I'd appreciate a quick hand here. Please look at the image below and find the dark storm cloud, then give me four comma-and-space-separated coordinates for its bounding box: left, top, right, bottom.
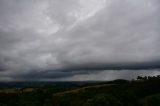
0, 0, 160, 81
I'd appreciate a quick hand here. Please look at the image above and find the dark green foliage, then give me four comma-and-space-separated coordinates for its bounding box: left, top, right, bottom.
140, 94, 160, 106
84, 94, 122, 106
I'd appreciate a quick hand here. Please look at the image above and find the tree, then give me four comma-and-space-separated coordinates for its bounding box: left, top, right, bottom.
137, 76, 143, 80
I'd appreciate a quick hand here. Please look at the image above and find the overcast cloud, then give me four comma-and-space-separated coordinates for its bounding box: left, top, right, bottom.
0, 0, 160, 81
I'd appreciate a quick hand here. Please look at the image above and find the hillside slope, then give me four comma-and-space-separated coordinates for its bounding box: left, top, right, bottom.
53, 78, 160, 106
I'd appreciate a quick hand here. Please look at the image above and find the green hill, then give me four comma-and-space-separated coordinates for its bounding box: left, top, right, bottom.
52, 78, 160, 106
0, 76, 160, 106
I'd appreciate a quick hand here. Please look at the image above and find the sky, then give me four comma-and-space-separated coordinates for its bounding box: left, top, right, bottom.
0, 0, 160, 81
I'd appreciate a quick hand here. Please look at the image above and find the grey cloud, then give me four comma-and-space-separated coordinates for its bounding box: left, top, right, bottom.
0, 0, 160, 81
61, 69, 160, 81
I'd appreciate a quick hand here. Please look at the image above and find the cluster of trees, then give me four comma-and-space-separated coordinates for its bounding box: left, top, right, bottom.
137, 75, 160, 80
